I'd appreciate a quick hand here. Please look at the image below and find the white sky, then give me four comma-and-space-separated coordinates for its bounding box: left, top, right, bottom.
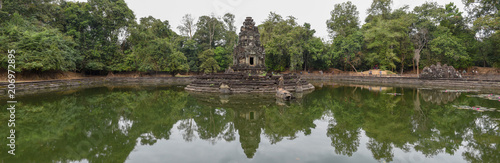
78, 0, 465, 41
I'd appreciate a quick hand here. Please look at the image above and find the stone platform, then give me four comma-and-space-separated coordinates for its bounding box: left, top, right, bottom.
185, 72, 314, 93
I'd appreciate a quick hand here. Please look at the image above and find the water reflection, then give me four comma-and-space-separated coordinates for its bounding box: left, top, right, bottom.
420, 89, 461, 104
0, 85, 498, 162
235, 108, 264, 158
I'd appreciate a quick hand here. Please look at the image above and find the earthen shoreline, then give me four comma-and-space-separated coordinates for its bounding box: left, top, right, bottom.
1, 75, 499, 97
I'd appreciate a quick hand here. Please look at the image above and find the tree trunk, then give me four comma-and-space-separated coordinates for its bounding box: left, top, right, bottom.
401, 61, 404, 75
414, 49, 421, 78
304, 54, 307, 71
349, 62, 358, 72
416, 60, 420, 77
412, 59, 415, 73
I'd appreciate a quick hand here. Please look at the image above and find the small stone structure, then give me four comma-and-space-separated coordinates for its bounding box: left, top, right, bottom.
276, 76, 294, 100
185, 17, 314, 94
420, 63, 462, 79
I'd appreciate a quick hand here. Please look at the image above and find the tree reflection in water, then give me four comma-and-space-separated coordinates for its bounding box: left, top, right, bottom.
0, 84, 498, 162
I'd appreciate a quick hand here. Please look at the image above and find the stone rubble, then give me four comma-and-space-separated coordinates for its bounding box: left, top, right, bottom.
420, 63, 462, 79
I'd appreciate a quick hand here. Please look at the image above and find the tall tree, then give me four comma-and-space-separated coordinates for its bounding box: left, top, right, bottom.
391, 6, 414, 75
179, 38, 200, 72
464, 0, 500, 35
411, 2, 442, 76
194, 14, 225, 50
260, 12, 328, 71
259, 13, 307, 71
222, 13, 236, 32
326, 1, 360, 38
464, 0, 500, 67
177, 14, 196, 39
366, 0, 393, 21
363, 18, 401, 70
56, 0, 135, 73
221, 13, 237, 68
302, 23, 327, 71
429, 27, 470, 68
331, 31, 364, 72
410, 28, 429, 76
327, 1, 363, 71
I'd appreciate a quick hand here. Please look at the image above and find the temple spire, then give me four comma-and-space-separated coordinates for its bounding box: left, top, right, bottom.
231, 17, 266, 74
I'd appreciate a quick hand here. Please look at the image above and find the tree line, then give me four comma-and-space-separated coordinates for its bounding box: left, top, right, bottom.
0, 0, 498, 75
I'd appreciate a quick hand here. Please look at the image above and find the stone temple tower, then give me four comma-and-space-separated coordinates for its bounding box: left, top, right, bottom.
231, 17, 266, 74
185, 17, 315, 94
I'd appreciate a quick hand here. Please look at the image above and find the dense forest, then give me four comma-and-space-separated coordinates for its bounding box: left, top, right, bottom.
0, 0, 499, 75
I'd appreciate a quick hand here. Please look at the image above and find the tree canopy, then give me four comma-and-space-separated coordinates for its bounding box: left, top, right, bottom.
0, 0, 498, 75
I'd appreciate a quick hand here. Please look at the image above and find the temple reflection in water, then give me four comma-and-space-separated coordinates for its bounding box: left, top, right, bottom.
235, 108, 264, 158
1, 85, 499, 163
188, 92, 307, 158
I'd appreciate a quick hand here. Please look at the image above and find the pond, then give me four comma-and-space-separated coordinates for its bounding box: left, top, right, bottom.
1, 83, 499, 163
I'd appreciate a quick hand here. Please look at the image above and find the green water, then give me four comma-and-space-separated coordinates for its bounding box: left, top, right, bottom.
1, 84, 499, 163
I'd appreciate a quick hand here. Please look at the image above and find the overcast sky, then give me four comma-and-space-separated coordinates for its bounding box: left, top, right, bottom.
80, 0, 466, 40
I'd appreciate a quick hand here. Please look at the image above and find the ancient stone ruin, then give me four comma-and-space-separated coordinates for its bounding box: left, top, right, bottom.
231, 17, 266, 74
185, 17, 314, 94
185, 72, 313, 93
420, 63, 462, 79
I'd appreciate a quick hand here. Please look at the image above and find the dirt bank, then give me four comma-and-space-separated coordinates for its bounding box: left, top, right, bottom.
1, 73, 499, 98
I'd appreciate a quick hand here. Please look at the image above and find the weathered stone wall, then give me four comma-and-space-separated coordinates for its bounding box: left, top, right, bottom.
302, 75, 500, 90
0, 77, 195, 97
185, 73, 314, 93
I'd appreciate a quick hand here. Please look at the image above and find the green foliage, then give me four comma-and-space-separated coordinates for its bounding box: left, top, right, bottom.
0, 0, 498, 75
126, 16, 188, 74
56, 0, 135, 72
1, 0, 61, 24
326, 1, 360, 38
429, 27, 470, 68
484, 32, 500, 67
133, 38, 188, 73
190, 13, 236, 71
177, 14, 196, 39
222, 13, 238, 49
194, 15, 225, 50
464, 0, 500, 33
305, 36, 328, 70
259, 12, 327, 71
0, 13, 79, 72
199, 49, 220, 73
363, 18, 402, 70
213, 46, 231, 69
327, 2, 364, 71
331, 30, 364, 71
180, 38, 200, 72
366, 0, 393, 21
